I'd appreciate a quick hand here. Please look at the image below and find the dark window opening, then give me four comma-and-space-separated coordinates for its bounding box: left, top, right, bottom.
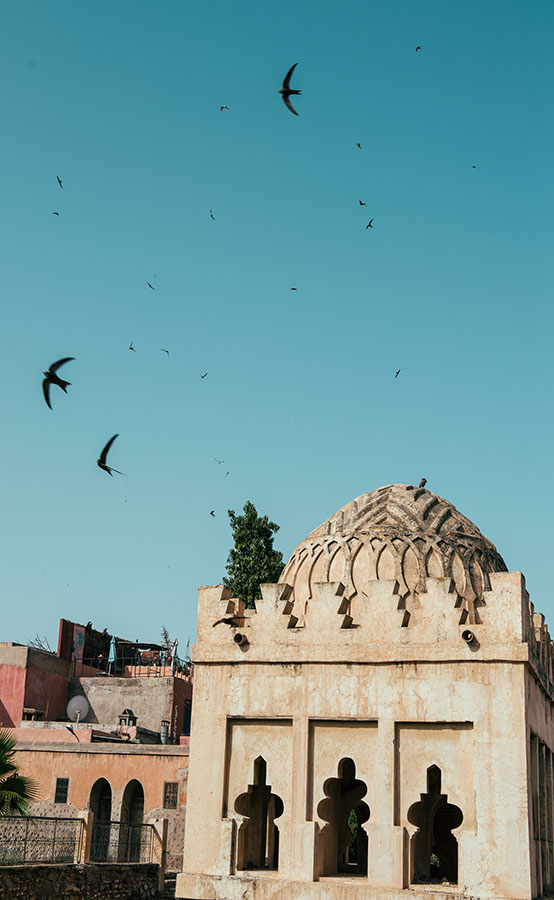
163, 782, 179, 810
316, 757, 369, 876
235, 756, 284, 870
408, 764, 463, 885
54, 777, 69, 804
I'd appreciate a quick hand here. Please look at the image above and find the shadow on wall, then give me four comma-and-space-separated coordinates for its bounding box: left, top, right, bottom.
0, 697, 14, 727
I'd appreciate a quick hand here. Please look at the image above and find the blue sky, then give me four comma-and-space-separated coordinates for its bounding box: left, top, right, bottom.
1, 0, 553, 652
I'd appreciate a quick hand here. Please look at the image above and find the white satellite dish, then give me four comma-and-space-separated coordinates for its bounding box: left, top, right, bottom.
66, 695, 90, 724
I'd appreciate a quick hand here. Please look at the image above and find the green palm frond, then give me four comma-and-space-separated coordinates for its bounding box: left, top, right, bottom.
0, 730, 40, 816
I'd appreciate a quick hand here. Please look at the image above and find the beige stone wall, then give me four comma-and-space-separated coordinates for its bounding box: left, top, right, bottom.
68, 676, 175, 732
178, 572, 535, 900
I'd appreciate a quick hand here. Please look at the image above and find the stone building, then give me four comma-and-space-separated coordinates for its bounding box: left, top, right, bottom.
178, 483, 553, 900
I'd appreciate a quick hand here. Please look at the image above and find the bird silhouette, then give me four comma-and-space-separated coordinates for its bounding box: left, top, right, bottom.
359, 200, 366, 206
395, 369, 401, 378
219, 105, 230, 111
200, 372, 208, 379
419, 478, 427, 488
129, 342, 135, 351
146, 281, 155, 290
472, 165, 477, 169
215, 458, 225, 464
279, 63, 301, 116
209, 209, 215, 220
366, 219, 374, 228
42, 357, 74, 409
290, 287, 297, 291
56, 176, 63, 189
210, 510, 215, 517
416, 46, 421, 51
225, 472, 230, 477
161, 349, 170, 357
356, 143, 362, 149
52, 211, 60, 216
97, 434, 126, 477
212, 616, 243, 628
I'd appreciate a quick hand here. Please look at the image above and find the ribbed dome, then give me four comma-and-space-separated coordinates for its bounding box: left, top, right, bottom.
280, 484, 506, 621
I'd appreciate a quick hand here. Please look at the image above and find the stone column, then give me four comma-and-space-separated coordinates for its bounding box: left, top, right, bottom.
151, 817, 168, 892
368, 716, 404, 888
78, 808, 94, 864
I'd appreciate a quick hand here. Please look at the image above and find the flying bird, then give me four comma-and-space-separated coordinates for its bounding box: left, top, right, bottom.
212, 616, 243, 628
225, 472, 230, 477
395, 369, 401, 378
146, 281, 155, 290
56, 176, 63, 189
215, 458, 225, 464
356, 143, 362, 149
161, 349, 170, 357
52, 211, 60, 216
42, 357, 74, 410
472, 165, 477, 169
416, 46, 421, 52
366, 219, 374, 229
210, 510, 215, 517
279, 63, 301, 116
290, 287, 297, 291
129, 342, 135, 351
419, 478, 427, 488
97, 434, 126, 477
359, 200, 366, 206
220, 105, 230, 111
209, 209, 215, 220
200, 372, 208, 379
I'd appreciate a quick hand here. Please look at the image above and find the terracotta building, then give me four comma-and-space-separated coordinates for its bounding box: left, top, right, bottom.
178, 483, 553, 900
1, 618, 193, 870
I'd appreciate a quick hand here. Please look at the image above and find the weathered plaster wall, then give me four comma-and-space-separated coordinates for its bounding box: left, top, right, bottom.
67, 675, 191, 733
0, 644, 69, 726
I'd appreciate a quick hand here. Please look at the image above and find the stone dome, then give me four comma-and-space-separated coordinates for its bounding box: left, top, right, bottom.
280, 484, 507, 621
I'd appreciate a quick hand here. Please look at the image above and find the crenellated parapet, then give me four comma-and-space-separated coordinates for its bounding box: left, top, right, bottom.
193, 570, 534, 666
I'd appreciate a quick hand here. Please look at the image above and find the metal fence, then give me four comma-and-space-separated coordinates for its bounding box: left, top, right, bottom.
90, 821, 155, 863
0, 816, 84, 865
72, 655, 192, 679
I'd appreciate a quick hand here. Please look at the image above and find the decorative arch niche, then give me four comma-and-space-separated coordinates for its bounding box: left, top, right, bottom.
407, 765, 463, 884
316, 757, 370, 876
234, 757, 284, 871
118, 779, 144, 861
89, 778, 112, 862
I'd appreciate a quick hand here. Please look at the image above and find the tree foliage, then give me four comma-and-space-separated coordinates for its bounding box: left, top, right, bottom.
224, 501, 284, 609
0, 729, 39, 816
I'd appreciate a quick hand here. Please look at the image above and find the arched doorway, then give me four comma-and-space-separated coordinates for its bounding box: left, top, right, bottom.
89, 778, 112, 862
119, 780, 144, 861
234, 757, 284, 870
408, 765, 463, 884
316, 758, 370, 876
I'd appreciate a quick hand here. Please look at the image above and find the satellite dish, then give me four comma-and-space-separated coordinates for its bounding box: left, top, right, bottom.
66, 695, 90, 724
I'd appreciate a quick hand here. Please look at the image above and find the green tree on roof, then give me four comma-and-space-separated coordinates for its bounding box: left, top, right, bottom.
224, 501, 284, 609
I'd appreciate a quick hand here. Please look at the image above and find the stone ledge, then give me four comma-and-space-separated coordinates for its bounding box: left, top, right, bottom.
175, 872, 520, 900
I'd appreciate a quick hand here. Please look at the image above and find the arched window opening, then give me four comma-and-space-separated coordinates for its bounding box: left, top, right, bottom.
316, 758, 370, 877
407, 765, 463, 885
89, 778, 112, 862
234, 757, 284, 870
119, 780, 144, 861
